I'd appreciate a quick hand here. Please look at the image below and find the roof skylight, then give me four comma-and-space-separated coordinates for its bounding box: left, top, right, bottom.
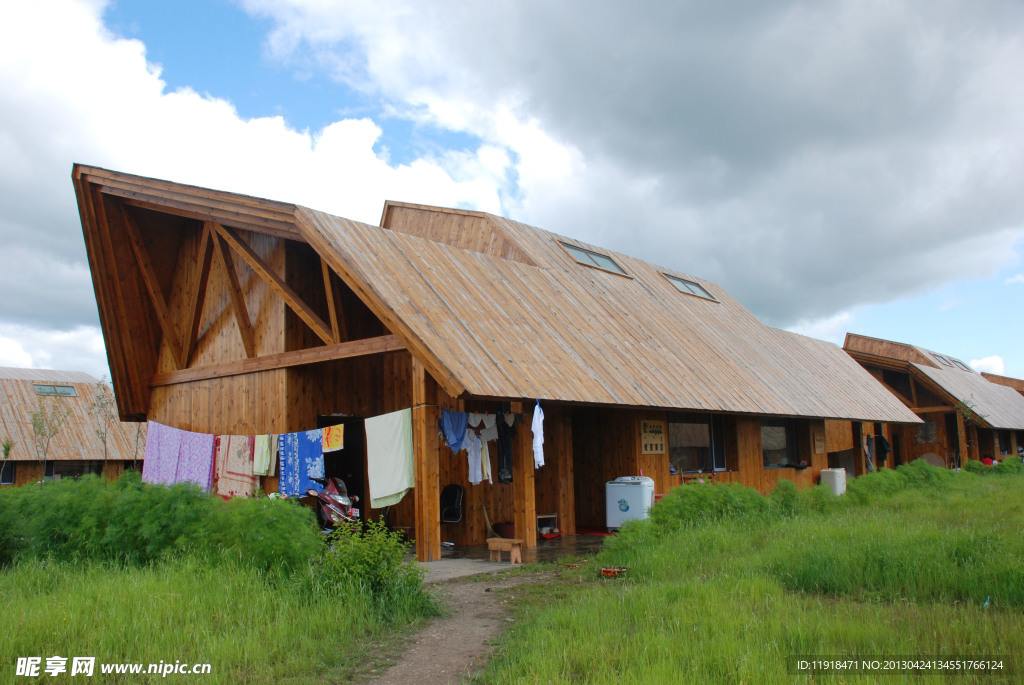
561, 243, 627, 275
952, 359, 972, 372
664, 274, 715, 300
933, 353, 954, 367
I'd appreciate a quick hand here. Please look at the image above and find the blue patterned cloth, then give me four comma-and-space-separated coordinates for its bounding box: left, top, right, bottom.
278, 429, 325, 496
440, 409, 468, 454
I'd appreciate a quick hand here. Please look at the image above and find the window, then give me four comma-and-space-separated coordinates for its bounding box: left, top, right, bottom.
762, 419, 797, 468
44, 461, 102, 480
34, 384, 77, 396
664, 274, 715, 300
560, 243, 628, 275
669, 415, 726, 473
932, 354, 954, 367
0, 462, 14, 485
951, 359, 972, 372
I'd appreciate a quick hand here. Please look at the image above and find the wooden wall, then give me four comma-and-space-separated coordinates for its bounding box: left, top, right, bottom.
825, 420, 854, 453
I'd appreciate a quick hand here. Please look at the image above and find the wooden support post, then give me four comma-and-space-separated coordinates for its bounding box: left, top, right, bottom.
513, 409, 538, 548
969, 424, 980, 462
412, 357, 441, 562
554, 408, 576, 536
956, 412, 968, 469
1010, 431, 1019, 458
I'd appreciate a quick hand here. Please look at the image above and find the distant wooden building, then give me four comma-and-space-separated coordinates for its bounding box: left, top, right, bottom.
0, 367, 145, 487
72, 165, 918, 561
841, 334, 1024, 469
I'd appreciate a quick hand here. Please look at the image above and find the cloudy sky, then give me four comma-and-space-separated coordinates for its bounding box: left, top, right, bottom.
1, 0, 1022, 382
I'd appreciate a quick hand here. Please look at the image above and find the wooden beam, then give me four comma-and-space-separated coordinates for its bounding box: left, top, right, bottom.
212, 229, 257, 358
120, 205, 184, 368
211, 222, 335, 345
911, 405, 954, 414
150, 334, 405, 386
956, 411, 968, 468
182, 223, 214, 366
909, 376, 919, 408
321, 257, 342, 344
513, 406, 538, 548
412, 357, 441, 562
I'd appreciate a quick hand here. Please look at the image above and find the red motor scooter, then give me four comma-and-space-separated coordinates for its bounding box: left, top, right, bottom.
306, 477, 360, 532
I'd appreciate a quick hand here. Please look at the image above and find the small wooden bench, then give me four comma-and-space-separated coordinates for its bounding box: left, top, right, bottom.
486, 537, 524, 564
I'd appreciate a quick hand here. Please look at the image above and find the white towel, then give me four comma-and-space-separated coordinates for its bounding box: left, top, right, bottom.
532, 404, 545, 468
366, 408, 414, 508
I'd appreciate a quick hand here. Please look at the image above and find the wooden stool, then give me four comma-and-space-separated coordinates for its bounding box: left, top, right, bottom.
486, 537, 524, 564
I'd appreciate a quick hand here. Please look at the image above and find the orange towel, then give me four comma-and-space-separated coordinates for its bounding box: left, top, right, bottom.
322, 424, 345, 453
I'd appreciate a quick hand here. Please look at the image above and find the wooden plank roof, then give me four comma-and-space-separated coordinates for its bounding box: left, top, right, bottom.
0, 367, 146, 462
844, 334, 1024, 430
73, 165, 921, 424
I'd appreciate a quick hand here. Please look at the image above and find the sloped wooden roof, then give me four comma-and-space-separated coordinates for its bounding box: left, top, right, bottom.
844, 334, 1024, 430
0, 367, 146, 462
74, 165, 920, 424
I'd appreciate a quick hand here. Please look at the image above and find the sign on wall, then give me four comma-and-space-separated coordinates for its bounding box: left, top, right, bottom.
640, 420, 667, 454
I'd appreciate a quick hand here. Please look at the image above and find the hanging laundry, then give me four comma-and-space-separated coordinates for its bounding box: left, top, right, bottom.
213, 435, 257, 498
278, 429, 325, 497
252, 434, 277, 477
440, 409, 469, 454
481, 439, 493, 484
467, 412, 484, 428
465, 428, 483, 485
504, 413, 516, 427
142, 421, 184, 486
479, 422, 499, 443
175, 430, 216, 490
366, 408, 414, 508
496, 413, 516, 483
482, 414, 497, 429
322, 424, 345, 453
532, 402, 545, 468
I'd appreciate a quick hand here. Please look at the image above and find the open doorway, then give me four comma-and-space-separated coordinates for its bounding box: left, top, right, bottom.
316, 415, 366, 522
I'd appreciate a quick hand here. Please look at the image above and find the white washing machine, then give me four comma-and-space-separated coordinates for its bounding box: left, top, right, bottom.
605, 476, 655, 531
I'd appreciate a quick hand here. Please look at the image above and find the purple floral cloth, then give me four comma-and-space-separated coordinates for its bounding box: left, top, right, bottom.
176, 430, 215, 490
142, 421, 182, 486
142, 421, 215, 490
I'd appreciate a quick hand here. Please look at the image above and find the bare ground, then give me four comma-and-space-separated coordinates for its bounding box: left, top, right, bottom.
360, 570, 547, 685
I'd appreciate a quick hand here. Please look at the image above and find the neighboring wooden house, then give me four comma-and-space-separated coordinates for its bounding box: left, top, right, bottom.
0, 367, 146, 487
72, 165, 919, 561
841, 334, 1024, 470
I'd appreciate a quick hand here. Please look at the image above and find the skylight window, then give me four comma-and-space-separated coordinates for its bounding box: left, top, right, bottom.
664, 274, 715, 300
952, 359, 972, 372
933, 354, 954, 367
34, 384, 77, 396
561, 243, 627, 275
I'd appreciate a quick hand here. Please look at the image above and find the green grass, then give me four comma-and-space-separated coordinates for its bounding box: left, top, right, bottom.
0, 473, 440, 683
2, 558, 434, 684
477, 461, 1024, 684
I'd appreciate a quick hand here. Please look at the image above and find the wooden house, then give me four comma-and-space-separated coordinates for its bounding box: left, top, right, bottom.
0, 367, 146, 487
72, 165, 919, 561
841, 334, 1024, 469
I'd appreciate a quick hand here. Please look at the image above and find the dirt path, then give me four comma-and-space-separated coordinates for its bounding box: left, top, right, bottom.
363, 571, 542, 685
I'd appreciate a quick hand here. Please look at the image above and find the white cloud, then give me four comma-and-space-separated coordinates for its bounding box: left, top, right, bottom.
0, 0, 515, 375
1005, 274, 1024, 284
785, 310, 855, 346
0, 336, 33, 368
969, 355, 1005, 375
0, 324, 108, 379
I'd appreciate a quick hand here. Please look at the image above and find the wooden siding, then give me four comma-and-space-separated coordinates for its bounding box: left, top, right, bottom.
982, 372, 1024, 395
381, 202, 536, 266
825, 420, 854, 453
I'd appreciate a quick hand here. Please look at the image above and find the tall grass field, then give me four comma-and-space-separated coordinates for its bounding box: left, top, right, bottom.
478, 459, 1024, 684
0, 473, 437, 683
